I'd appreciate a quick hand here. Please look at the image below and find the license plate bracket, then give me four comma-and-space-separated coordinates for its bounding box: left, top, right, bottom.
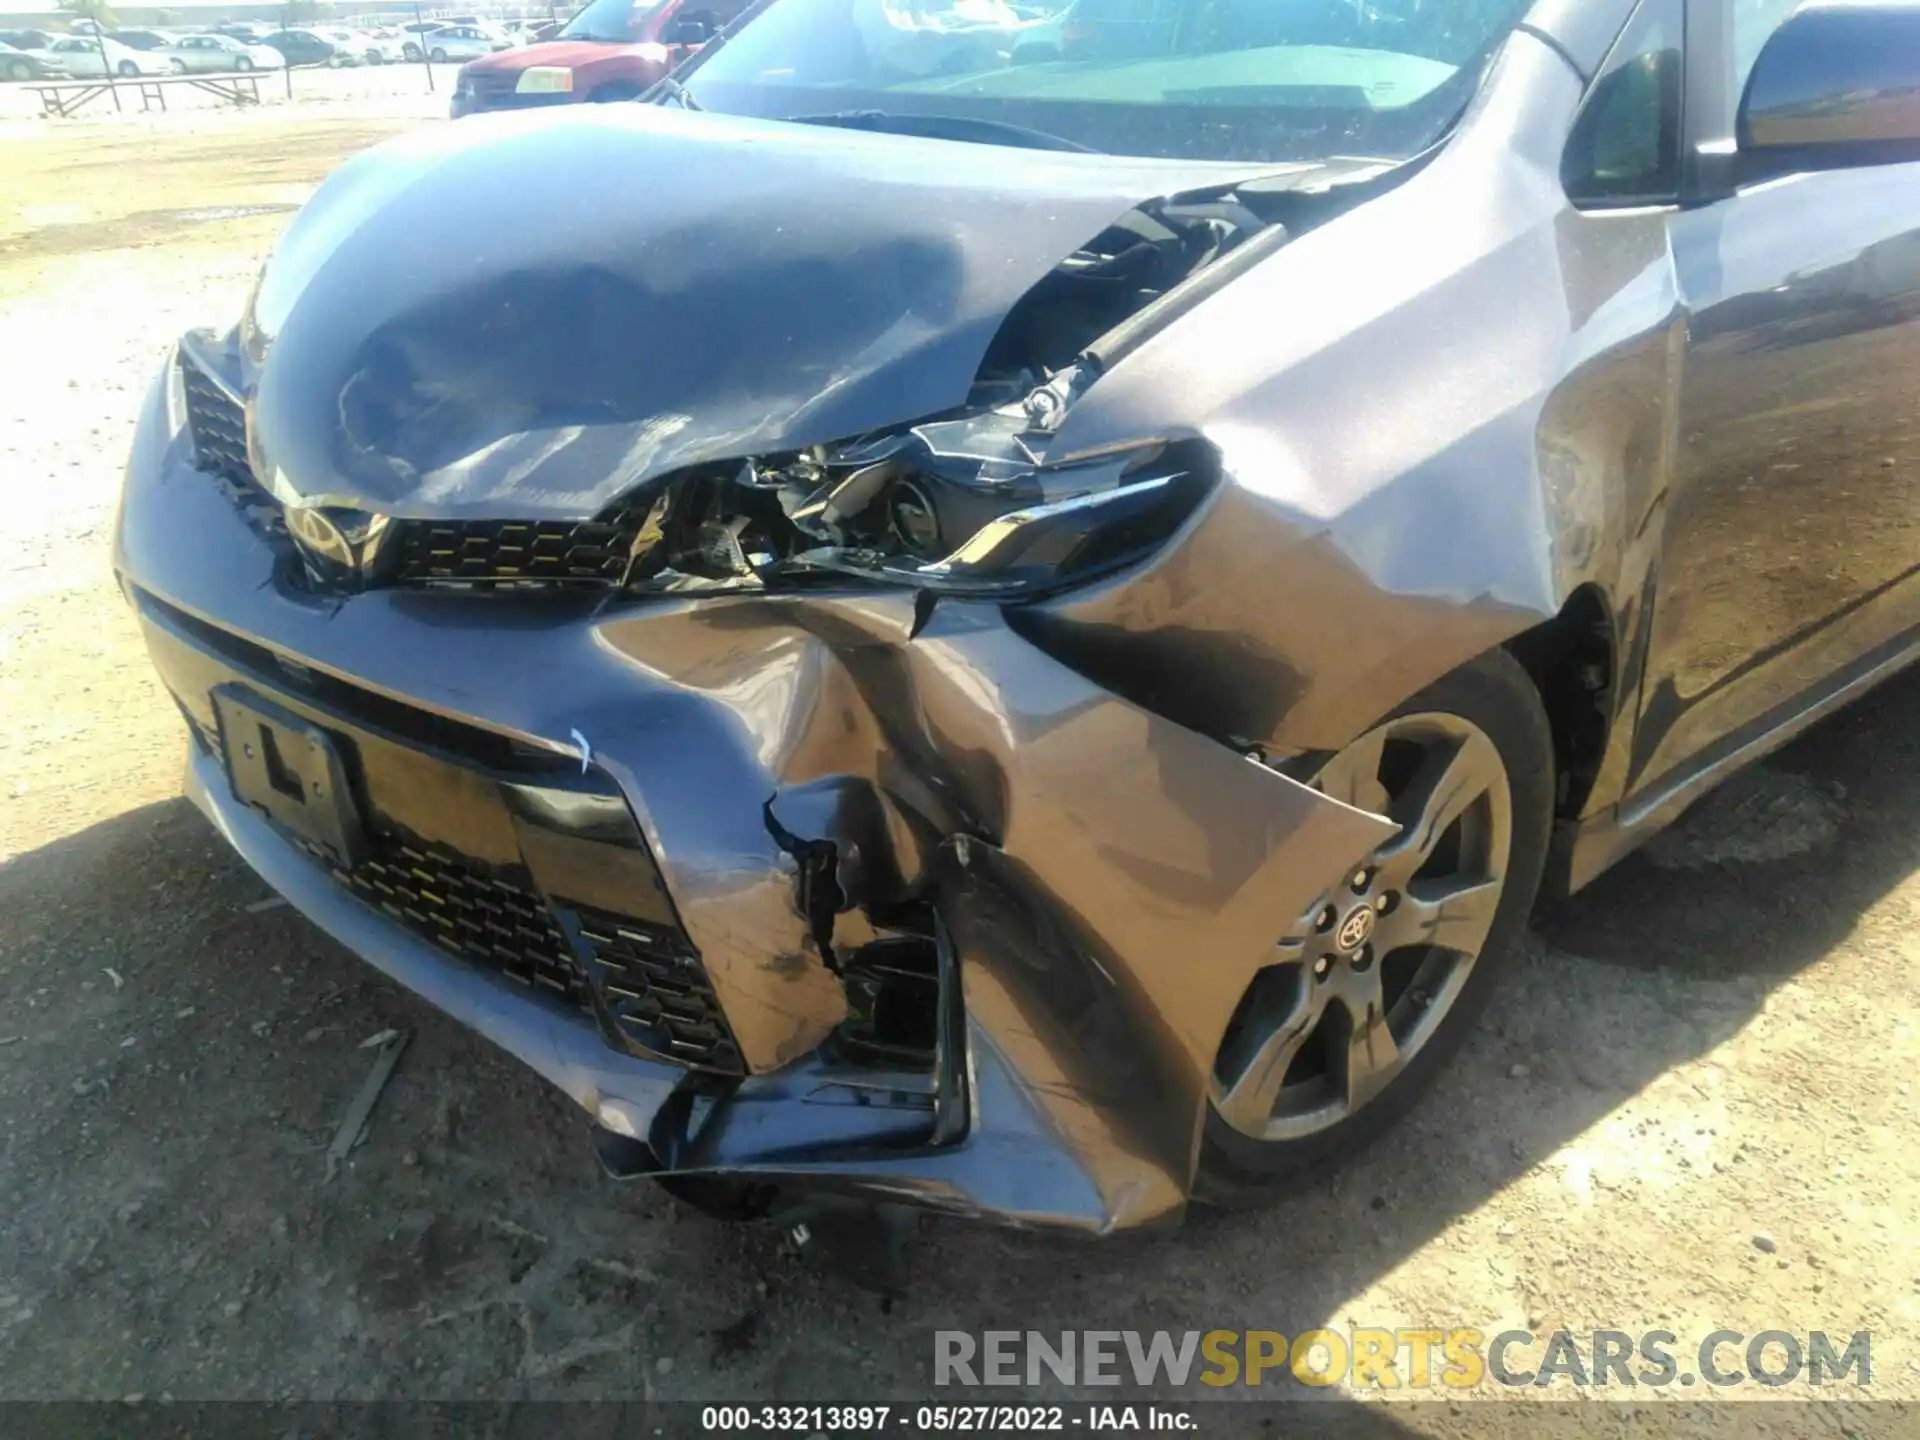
212, 685, 367, 868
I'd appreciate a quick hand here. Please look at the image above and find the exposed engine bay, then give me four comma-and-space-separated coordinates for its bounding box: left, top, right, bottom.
530, 187, 1333, 601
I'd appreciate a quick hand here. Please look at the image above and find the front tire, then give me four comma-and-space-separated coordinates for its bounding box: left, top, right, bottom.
169, 57, 187, 73
9, 58, 33, 79
429, 47, 448, 62
1196, 647, 1553, 1203
235, 55, 253, 71
116, 60, 139, 76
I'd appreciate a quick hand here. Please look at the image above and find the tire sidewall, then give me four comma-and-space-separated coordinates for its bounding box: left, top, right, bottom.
1196, 647, 1555, 1201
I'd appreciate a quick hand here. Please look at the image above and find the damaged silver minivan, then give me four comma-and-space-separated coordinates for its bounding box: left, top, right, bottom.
115, 0, 1920, 1234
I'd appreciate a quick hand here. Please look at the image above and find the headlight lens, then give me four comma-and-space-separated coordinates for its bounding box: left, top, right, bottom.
515, 66, 573, 94
618, 409, 1215, 601
165, 346, 192, 451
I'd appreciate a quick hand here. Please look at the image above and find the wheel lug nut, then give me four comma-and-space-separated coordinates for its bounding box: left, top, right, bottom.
1313, 956, 1331, 979
1376, 892, 1395, 914
1315, 904, 1337, 933
1350, 868, 1372, 893
1352, 944, 1374, 972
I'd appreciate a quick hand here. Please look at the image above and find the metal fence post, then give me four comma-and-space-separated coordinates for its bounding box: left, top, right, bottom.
416, 4, 434, 92
92, 23, 122, 111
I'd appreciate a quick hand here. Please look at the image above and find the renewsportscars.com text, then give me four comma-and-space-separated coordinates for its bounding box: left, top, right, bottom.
934, 1328, 1872, 1390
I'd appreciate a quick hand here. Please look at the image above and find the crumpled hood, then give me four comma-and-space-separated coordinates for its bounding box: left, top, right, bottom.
244, 105, 1251, 520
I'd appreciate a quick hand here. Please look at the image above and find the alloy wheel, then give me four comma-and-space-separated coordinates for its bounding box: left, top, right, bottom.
1210, 712, 1513, 1142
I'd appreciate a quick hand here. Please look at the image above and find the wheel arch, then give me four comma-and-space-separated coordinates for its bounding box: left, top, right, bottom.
1501, 580, 1619, 824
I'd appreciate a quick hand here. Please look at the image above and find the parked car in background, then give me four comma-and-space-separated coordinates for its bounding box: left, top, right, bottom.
110, 28, 176, 52
0, 28, 60, 54
261, 29, 359, 67
397, 20, 437, 59
0, 38, 68, 80
44, 34, 163, 77
357, 27, 411, 63
451, 0, 721, 116
215, 22, 272, 42
420, 23, 514, 62
163, 33, 285, 72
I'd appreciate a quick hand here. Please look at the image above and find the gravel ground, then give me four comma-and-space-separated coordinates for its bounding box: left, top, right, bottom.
1, 99, 1917, 1435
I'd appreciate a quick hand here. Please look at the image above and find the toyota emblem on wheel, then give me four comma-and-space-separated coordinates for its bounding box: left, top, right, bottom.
1336, 906, 1377, 953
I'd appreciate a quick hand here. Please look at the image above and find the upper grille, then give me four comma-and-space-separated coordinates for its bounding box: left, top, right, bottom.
181, 355, 286, 540
575, 911, 743, 1073
182, 360, 248, 483
175, 349, 643, 592
463, 69, 519, 99
389, 509, 646, 589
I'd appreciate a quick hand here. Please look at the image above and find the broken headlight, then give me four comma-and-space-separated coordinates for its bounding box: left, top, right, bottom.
621, 411, 1214, 601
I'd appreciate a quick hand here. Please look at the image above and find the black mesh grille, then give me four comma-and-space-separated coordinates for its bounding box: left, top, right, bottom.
181, 355, 286, 540
335, 840, 592, 1006
186, 701, 743, 1073
389, 508, 645, 589
182, 360, 248, 482
574, 911, 743, 1073
463, 69, 519, 99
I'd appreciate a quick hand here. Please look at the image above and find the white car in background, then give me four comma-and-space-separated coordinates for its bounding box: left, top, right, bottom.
162, 33, 285, 73
323, 27, 403, 64
0, 38, 70, 80
419, 24, 513, 62
356, 28, 411, 63
43, 35, 164, 77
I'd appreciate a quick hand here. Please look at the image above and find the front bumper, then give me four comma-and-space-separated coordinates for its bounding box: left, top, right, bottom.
450, 83, 574, 118
115, 352, 1392, 1233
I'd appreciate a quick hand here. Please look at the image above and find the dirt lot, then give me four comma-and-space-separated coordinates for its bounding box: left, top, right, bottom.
1, 95, 1917, 1431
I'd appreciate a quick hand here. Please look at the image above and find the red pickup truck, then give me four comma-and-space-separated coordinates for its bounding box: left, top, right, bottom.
451, 0, 739, 117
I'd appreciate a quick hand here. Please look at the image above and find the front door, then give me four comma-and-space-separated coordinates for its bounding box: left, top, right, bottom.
1632, 0, 1920, 791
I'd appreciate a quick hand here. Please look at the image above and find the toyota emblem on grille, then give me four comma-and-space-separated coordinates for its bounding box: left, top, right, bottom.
284, 505, 394, 591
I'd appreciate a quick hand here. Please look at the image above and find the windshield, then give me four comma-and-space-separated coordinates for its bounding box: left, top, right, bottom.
561, 0, 665, 40
677, 0, 1526, 162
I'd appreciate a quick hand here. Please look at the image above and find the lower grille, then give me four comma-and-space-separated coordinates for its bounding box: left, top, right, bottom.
185, 690, 744, 1074
575, 911, 743, 1073
336, 840, 591, 1006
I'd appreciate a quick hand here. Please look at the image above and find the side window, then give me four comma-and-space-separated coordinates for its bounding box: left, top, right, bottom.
1562, 0, 1684, 206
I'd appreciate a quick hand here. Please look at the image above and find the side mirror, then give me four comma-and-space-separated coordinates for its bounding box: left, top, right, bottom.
1738, 0, 1920, 177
